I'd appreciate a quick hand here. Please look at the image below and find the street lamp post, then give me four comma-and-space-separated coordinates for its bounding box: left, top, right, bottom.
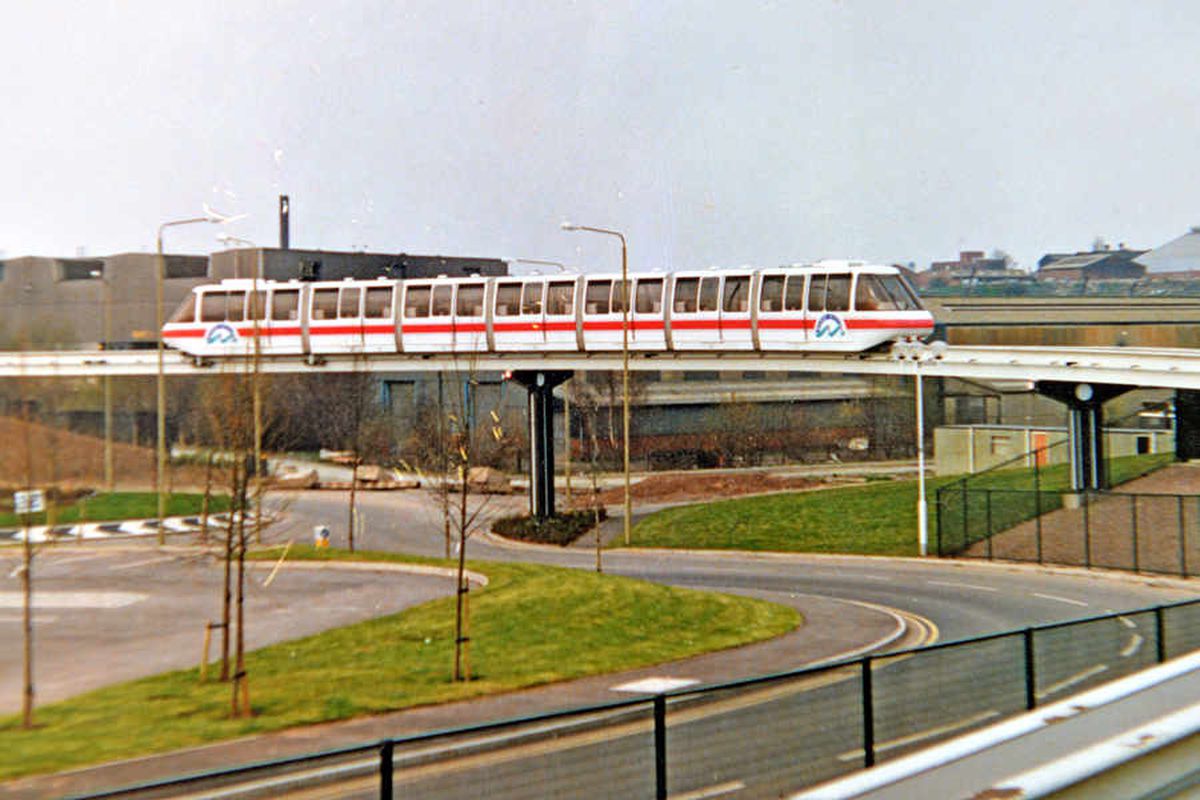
217, 234, 265, 544
156, 208, 239, 542
89, 269, 114, 491
561, 222, 632, 546
894, 339, 947, 556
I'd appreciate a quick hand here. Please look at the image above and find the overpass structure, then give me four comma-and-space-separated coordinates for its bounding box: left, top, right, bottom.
3, 343, 1200, 517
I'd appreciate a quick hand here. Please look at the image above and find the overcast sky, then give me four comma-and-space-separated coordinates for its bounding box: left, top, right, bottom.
2, 1, 1198, 272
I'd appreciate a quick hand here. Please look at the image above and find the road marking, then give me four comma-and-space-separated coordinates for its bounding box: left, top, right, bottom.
1115, 614, 1138, 630
1032, 592, 1088, 607
109, 555, 177, 571
671, 780, 746, 799
0, 591, 145, 609
837, 709, 1002, 762
927, 580, 998, 592
1037, 664, 1108, 699
0, 614, 57, 623
613, 677, 699, 693
44, 553, 111, 567
1120, 634, 1145, 658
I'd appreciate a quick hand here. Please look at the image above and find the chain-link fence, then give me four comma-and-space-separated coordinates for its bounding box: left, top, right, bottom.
74, 598, 1200, 800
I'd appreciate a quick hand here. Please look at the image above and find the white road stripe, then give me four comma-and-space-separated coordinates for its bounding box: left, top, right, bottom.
671, 780, 746, 799
0, 591, 145, 608
927, 580, 998, 592
0, 614, 57, 623
1116, 615, 1138, 629
109, 555, 176, 571
837, 709, 1002, 762
1037, 664, 1108, 699
1032, 592, 1088, 607
1120, 634, 1144, 658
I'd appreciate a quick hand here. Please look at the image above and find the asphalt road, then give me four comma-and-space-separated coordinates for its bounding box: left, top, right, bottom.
3, 487, 1197, 799
0, 543, 457, 714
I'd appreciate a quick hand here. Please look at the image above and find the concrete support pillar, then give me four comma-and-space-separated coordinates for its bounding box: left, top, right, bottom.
1174, 389, 1200, 462
1036, 381, 1130, 491
511, 371, 572, 520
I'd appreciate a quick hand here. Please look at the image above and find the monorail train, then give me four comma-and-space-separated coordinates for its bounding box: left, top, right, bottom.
162, 261, 933, 359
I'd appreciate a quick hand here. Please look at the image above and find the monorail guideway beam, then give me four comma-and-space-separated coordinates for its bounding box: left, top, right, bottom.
510, 370, 573, 520
1037, 381, 1132, 492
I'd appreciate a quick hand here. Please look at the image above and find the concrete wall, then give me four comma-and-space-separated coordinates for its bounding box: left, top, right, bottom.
934, 424, 1174, 476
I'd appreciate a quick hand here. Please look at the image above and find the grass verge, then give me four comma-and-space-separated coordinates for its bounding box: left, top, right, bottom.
0, 492, 230, 528
628, 453, 1174, 555
0, 546, 798, 780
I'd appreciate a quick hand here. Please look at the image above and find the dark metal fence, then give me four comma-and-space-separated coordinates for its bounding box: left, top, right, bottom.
936, 488, 1200, 577
72, 597, 1200, 800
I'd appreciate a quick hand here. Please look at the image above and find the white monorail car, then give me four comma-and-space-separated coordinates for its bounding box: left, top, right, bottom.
162, 262, 934, 358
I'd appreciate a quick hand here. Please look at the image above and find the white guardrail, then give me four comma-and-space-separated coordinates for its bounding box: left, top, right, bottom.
3, 344, 1200, 389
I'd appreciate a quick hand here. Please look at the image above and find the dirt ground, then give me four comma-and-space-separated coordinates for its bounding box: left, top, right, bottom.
0, 416, 211, 494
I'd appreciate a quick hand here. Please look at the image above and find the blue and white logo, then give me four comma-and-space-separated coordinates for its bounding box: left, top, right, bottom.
205, 323, 239, 345
814, 312, 846, 339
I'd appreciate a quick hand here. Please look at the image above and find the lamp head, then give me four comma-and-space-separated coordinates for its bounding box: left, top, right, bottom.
560, 221, 578, 231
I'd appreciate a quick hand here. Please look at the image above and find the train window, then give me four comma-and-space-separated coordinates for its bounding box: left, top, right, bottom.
271, 289, 300, 321
404, 286, 431, 318
226, 291, 247, 322
339, 287, 361, 318
698, 277, 719, 312
364, 286, 392, 318
546, 281, 574, 315
313, 288, 338, 320
673, 278, 698, 313
247, 291, 267, 321
521, 281, 544, 315
785, 275, 806, 311
856, 275, 896, 311
585, 280, 611, 314
200, 292, 225, 322
169, 293, 197, 324
808, 274, 827, 311
456, 283, 485, 316
636, 279, 663, 313
495, 282, 521, 316
611, 279, 630, 313
760, 276, 784, 312
880, 276, 922, 311
431, 285, 453, 317
826, 275, 851, 312
723, 276, 749, 313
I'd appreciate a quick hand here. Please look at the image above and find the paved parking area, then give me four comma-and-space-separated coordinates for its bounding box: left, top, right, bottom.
0, 543, 456, 713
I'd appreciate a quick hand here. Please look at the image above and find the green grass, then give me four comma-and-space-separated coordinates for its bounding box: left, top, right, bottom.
0, 546, 798, 779
0, 492, 230, 528
628, 453, 1175, 556
629, 477, 958, 555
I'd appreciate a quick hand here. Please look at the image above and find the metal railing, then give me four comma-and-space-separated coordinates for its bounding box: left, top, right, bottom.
71, 597, 1200, 800
936, 487, 1199, 576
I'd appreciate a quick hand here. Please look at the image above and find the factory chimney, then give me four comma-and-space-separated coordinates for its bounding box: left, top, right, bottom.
279, 195, 290, 249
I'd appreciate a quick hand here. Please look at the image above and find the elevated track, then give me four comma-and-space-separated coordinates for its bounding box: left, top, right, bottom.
2, 344, 1200, 389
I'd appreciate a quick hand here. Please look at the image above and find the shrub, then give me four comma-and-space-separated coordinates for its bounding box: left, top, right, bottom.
492, 508, 608, 546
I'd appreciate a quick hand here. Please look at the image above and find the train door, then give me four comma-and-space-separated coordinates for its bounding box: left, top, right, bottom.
307, 283, 355, 353
581, 276, 625, 351
493, 278, 546, 350
668, 272, 721, 350
757, 271, 808, 350
719, 272, 754, 350
631, 276, 666, 350
265, 285, 304, 355
453, 280, 488, 352
400, 281, 449, 352
361, 282, 397, 353
543, 278, 579, 350
184, 285, 252, 357
807, 271, 854, 350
